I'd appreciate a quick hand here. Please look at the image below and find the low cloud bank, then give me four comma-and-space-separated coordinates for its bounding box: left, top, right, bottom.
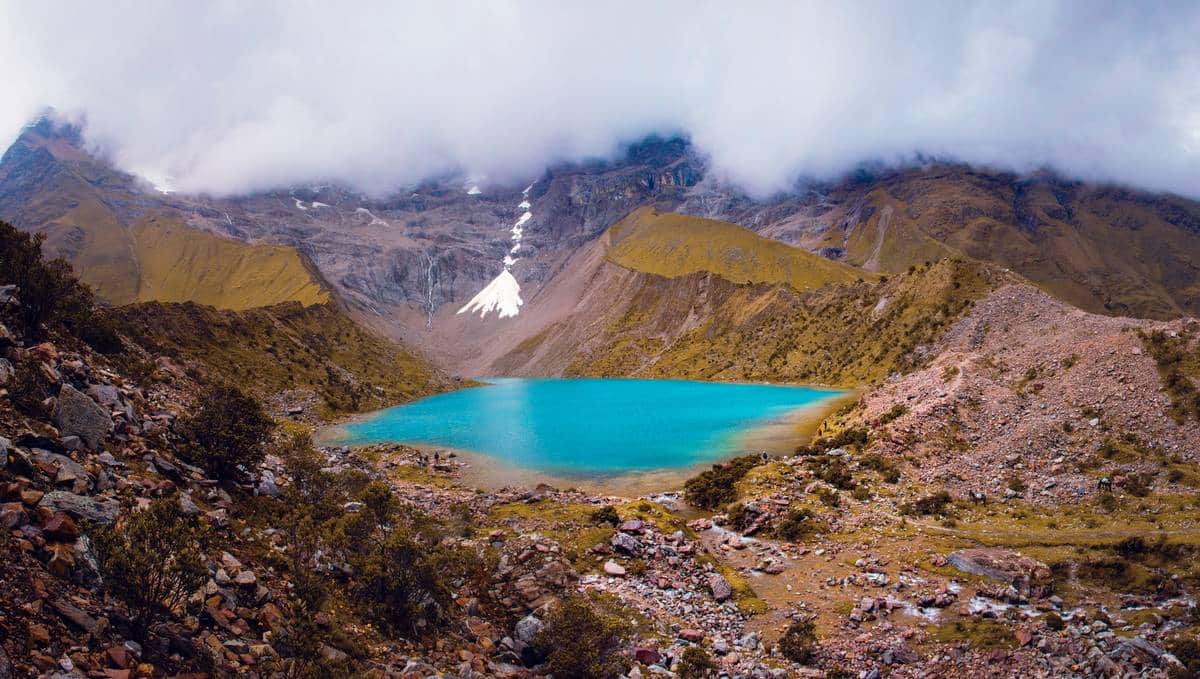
1, 1, 1197, 198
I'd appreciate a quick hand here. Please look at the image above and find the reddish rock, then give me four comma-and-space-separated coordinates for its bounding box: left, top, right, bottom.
43, 511, 79, 541
679, 629, 705, 643
634, 647, 661, 665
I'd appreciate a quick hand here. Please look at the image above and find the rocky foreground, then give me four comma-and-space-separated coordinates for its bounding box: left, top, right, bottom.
1, 236, 1199, 678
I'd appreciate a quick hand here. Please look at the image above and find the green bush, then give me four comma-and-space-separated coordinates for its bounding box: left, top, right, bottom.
900, 491, 953, 516
0, 220, 121, 351
795, 427, 869, 456
772, 509, 818, 542
591, 505, 620, 526
330, 481, 477, 636
807, 455, 855, 490
684, 455, 761, 509
860, 453, 901, 483
92, 497, 208, 641
677, 645, 717, 678
8, 360, 52, 416
1167, 632, 1199, 679
177, 383, 274, 480
778, 619, 818, 663
532, 595, 632, 679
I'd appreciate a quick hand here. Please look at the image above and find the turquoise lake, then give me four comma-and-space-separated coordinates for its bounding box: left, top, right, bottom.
336, 377, 843, 477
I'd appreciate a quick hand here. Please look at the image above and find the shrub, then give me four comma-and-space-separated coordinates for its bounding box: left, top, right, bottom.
331, 481, 472, 636
795, 427, 869, 456
860, 453, 901, 483
900, 491, 953, 516
276, 430, 340, 523
177, 383, 274, 480
1122, 472, 1155, 498
591, 505, 620, 526
772, 509, 817, 542
677, 645, 717, 678
684, 456, 761, 509
878, 404, 908, 425
1043, 612, 1065, 631
806, 455, 855, 490
0, 220, 121, 351
1167, 633, 1200, 679
532, 595, 632, 679
8, 360, 52, 415
92, 497, 207, 641
778, 619, 817, 663
814, 486, 840, 507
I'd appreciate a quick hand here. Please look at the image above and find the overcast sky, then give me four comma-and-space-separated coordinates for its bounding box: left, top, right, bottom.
1, 1, 1197, 198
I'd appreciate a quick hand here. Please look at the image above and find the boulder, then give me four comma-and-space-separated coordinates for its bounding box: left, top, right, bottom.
708, 574, 733, 602
86, 383, 134, 421
610, 531, 643, 556
514, 614, 543, 645
52, 384, 112, 449
604, 560, 626, 576
0, 358, 12, 385
946, 549, 1051, 589
39, 491, 118, 525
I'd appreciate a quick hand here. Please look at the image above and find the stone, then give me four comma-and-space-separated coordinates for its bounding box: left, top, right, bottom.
611, 531, 643, 555
52, 598, 100, 635
256, 470, 280, 498
619, 520, 645, 533
633, 647, 661, 665
0, 359, 11, 386
52, 384, 112, 449
708, 574, 733, 602
42, 512, 79, 541
679, 629, 705, 643
86, 383, 134, 421
514, 614, 543, 645
234, 570, 257, 586
604, 560, 626, 576
946, 548, 1050, 587
39, 491, 118, 525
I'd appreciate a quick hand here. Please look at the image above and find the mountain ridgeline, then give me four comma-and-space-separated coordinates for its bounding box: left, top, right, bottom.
4, 122, 1200, 386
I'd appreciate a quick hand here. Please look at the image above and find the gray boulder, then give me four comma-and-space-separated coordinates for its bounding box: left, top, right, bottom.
52, 384, 112, 449
610, 531, 643, 556
0, 436, 9, 470
0, 358, 12, 385
87, 383, 134, 421
39, 491, 118, 525
515, 614, 543, 645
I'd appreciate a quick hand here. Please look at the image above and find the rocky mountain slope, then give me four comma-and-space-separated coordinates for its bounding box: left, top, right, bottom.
6, 123, 1200, 378
0, 119, 327, 309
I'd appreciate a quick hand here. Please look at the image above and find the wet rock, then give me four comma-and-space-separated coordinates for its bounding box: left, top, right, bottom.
51, 384, 112, 449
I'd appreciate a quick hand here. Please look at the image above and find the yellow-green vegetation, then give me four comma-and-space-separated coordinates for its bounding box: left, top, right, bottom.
1139, 328, 1200, 423
832, 168, 1200, 319
128, 216, 328, 309
608, 207, 868, 291
568, 257, 1000, 386
699, 554, 768, 615
932, 618, 1017, 651
110, 300, 445, 415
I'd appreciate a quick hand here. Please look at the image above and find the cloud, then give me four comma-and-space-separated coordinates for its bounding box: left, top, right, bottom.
1, 0, 1197, 198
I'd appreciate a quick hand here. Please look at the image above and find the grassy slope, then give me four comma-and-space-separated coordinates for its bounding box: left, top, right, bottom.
566, 258, 1001, 386
111, 301, 446, 415
835, 168, 1200, 319
129, 216, 328, 309
608, 207, 868, 291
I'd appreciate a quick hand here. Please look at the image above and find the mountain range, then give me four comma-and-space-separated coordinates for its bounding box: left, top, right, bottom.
4, 119, 1200, 389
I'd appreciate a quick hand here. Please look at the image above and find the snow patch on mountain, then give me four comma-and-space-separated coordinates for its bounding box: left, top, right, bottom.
457, 269, 523, 319
457, 184, 533, 320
